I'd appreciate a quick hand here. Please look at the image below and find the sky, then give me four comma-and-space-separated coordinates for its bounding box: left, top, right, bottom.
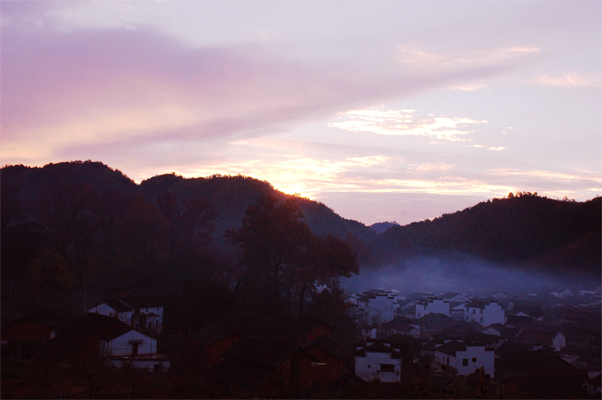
2, 0, 601, 225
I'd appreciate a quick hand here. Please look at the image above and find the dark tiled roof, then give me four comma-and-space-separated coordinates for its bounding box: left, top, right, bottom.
27, 308, 72, 330
116, 296, 161, 309
205, 359, 275, 390
57, 313, 124, 343
380, 316, 413, 330
250, 316, 332, 345
435, 340, 466, 356
355, 342, 401, 358
103, 299, 133, 313
494, 341, 529, 358
441, 292, 462, 299
302, 335, 347, 360
464, 300, 487, 309
223, 337, 304, 368
502, 374, 589, 398
514, 328, 558, 344
30, 336, 81, 363
189, 323, 236, 346
203, 314, 243, 331
98, 324, 136, 342
497, 348, 585, 379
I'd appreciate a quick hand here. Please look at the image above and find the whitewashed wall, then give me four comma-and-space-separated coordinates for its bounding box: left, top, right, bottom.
355, 350, 402, 382
103, 330, 156, 357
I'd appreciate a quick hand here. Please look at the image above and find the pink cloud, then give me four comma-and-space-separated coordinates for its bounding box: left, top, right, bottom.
2, 8, 538, 165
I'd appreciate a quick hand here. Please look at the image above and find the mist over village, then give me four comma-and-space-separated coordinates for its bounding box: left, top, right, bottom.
1, 1, 601, 399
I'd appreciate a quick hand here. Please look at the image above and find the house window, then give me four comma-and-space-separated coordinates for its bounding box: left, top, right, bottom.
472, 309, 476, 314
368, 365, 371, 368
153, 364, 160, 372
466, 316, 469, 321
463, 359, 468, 366
380, 364, 395, 372
480, 317, 483, 323
286, 360, 290, 367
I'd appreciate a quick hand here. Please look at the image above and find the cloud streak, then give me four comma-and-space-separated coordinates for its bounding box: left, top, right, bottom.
1, 3, 542, 165
327, 107, 487, 141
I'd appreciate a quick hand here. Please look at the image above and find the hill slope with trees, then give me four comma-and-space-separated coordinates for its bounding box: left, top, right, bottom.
375, 192, 601, 277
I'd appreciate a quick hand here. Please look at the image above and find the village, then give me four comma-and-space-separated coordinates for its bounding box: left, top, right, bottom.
2, 283, 601, 398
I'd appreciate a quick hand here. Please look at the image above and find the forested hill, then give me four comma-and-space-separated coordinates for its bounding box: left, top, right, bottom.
375, 193, 601, 276
2, 161, 599, 277
1, 161, 376, 250
138, 171, 377, 246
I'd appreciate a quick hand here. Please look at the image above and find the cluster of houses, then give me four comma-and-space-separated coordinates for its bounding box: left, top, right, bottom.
2, 284, 601, 398
2, 287, 350, 397
348, 287, 601, 397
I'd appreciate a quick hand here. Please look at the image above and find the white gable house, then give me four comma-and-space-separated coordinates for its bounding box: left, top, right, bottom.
89, 296, 164, 333
464, 301, 505, 326
434, 340, 495, 378
100, 326, 170, 372
416, 298, 451, 319
355, 341, 402, 382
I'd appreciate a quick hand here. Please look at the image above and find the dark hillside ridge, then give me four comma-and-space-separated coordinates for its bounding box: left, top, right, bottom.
1, 162, 376, 257
370, 221, 399, 234
376, 194, 601, 276
2, 162, 599, 277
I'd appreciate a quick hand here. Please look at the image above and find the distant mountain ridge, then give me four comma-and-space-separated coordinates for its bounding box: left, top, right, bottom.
374, 193, 601, 277
2, 161, 600, 277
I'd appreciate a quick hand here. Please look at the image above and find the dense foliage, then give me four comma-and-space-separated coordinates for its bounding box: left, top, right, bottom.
376, 192, 601, 276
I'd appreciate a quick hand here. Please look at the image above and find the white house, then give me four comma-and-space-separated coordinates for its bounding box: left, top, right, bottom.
100, 325, 170, 372
416, 298, 451, 319
356, 292, 398, 324
464, 301, 505, 326
355, 341, 402, 382
89, 296, 164, 333
441, 293, 470, 303
434, 340, 495, 378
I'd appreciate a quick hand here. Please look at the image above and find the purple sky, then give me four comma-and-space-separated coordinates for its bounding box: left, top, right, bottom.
2, 1, 600, 225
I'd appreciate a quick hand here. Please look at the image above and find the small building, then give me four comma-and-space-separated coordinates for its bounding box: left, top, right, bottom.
354, 341, 402, 382
463, 301, 505, 326
416, 298, 451, 319
433, 340, 495, 378
1, 308, 71, 348
89, 295, 163, 333
30, 313, 169, 371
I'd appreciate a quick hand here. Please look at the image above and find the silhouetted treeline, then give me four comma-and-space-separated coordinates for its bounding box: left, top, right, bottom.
2, 161, 600, 320
375, 192, 601, 277
1, 161, 365, 328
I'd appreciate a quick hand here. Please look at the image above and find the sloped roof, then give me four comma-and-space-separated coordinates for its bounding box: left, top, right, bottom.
116, 296, 161, 309
441, 292, 462, 299
103, 299, 133, 313
205, 358, 275, 390
501, 374, 589, 398
302, 334, 346, 360
57, 313, 124, 343
464, 300, 487, 309
30, 336, 81, 363
435, 340, 466, 356
250, 316, 332, 345
380, 316, 413, 330
189, 323, 238, 347
355, 342, 401, 358
98, 324, 139, 342
10, 308, 72, 330
416, 313, 457, 328
497, 348, 585, 379
515, 328, 558, 345
223, 337, 311, 368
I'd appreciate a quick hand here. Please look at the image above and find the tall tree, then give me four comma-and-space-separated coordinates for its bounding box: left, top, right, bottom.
226, 195, 359, 318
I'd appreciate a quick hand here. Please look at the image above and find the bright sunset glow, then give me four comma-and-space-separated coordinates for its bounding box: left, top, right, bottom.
1, 0, 600, 225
